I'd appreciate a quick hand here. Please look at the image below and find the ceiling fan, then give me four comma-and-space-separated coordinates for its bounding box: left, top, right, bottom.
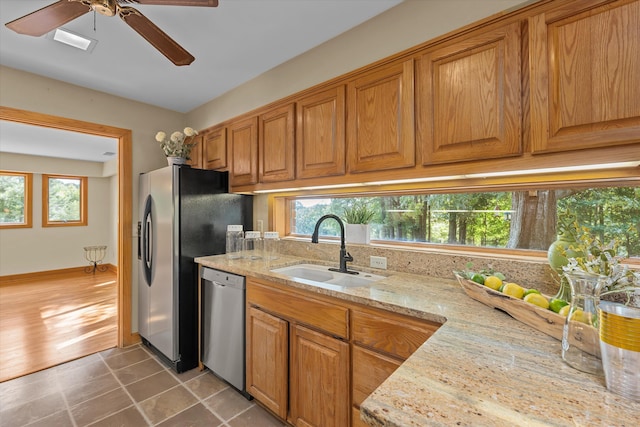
4, 0, 219, 66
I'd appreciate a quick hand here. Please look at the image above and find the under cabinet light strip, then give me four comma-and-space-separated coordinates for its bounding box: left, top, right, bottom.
252, 161, 640, 194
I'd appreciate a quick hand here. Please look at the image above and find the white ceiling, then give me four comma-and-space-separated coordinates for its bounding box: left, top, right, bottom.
0, 0, 403, 163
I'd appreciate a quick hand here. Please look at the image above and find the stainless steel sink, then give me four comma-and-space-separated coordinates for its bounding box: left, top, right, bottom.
270, 263, 385, 288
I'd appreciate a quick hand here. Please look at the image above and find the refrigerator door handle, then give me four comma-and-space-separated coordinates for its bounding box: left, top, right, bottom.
142, 195, 153, 286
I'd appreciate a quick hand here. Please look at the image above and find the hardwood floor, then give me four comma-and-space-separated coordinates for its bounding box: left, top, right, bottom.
0, 269, 117, 382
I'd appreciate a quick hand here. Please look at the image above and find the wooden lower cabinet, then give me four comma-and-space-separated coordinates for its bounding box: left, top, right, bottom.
246, 278, 440, 426
246, 306, 288, 419
289, 324, 350, 427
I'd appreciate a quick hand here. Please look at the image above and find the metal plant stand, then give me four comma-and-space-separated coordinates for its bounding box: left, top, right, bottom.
84, 245, 108, 274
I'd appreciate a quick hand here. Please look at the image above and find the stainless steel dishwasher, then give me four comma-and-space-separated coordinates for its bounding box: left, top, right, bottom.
201, 267, 247, 395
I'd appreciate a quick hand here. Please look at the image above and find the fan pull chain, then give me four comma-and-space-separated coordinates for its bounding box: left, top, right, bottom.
93, 10, 96, 32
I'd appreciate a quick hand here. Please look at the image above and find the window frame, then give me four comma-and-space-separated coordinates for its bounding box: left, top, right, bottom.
42, 174, 88, 227
0, 171, 33, 229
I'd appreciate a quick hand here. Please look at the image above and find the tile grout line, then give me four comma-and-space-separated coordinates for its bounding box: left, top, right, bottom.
94, 348, 155, 426
54, 369, 79, 427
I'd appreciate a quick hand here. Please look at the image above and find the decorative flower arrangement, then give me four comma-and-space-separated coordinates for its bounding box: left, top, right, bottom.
155, 127, 198, 159
560, 214, 639, 305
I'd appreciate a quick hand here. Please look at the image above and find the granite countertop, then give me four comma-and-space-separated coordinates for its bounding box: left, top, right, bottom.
195, 254, 640, 426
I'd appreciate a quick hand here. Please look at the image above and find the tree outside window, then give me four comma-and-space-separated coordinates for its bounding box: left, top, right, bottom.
0, 171, 33, 228
42, 174, 88, 227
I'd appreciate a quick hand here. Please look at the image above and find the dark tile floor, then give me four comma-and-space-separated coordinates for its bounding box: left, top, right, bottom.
0, 344, 286, 427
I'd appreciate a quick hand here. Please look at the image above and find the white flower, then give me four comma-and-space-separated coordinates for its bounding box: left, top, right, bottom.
183, 127, 197, 137
155, 131, 166, 142
170, 131, 184, 143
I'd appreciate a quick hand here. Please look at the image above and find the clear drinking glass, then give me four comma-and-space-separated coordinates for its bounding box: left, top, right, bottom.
562, 271, 607, 375
599, 301, 640, 402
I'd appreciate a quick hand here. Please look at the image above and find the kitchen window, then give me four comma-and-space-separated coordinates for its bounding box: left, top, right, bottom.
42, 174, 88, 227
287, 185, 640, 259
0, 171, 33, 229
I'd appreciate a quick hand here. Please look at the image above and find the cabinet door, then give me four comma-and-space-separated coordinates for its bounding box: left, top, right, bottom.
417, 21, 522, 164
296, 85, 346, 179
246, 306, 288, 419
259, 103, 295, 183
530, 0, 640, 153
352, 345, 401, 408
229, 116, 258, 186
290, 324, 349, 427
187, 134, 203, 169
203, 127, 227, 170
347, 59, 415, 173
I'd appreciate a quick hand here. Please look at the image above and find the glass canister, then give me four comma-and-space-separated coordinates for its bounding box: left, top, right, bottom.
243, 231, 263, 260
225, 225, 244, 259
263, 231, 280, 260
562, 271, 607, 375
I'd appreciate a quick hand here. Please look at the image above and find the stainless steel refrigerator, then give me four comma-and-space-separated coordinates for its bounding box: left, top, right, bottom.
138, 165, 252, 373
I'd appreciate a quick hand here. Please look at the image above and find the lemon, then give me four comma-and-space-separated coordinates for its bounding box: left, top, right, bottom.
523, 293, 549, 309
484, 275, 503, 290
524, 288, 541, 296
558, 305, 571, 317
502, 282, 525, 299
549, 298, 569, 313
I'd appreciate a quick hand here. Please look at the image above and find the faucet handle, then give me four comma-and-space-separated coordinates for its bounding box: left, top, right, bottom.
344, 251, 353, 262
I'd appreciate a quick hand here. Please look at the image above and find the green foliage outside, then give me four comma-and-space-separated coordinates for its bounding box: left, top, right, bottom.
48, 178, 81, 222
0, 174, 25, 224
292, 187, 639, 257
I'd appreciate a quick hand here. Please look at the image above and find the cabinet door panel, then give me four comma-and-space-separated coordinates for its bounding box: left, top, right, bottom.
203, 127, 227, 170
260, 104, 295, 182
347, 59, 415, 173
351, 309, 438, 360
187, 134, 203, 169
296, 86, 346, 179
229, 117, 258, 186
352, 345, 401, 407
530, 0, 640, 152
246, 307, 288, 419
290, 324, 349, 427
418, 21, 522, 164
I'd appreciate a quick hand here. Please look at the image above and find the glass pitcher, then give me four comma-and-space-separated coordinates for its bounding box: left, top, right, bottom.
562, 271, 607, 375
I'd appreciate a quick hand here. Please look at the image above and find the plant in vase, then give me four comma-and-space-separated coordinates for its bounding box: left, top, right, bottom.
342, 201, 375, 244
155, 127, 199, 164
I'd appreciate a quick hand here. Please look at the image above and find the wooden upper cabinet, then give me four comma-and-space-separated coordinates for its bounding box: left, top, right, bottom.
347, 59, 415, 173
186, 134, 204, 169
417, 21, 523, 164
259, 103, 295, 183
529, 0, 640, 153
296, 85, 346, 179
229, 116, 258, 186
202, 126, 227, 170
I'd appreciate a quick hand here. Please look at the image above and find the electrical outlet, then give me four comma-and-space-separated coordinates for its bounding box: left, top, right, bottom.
370, 256, 387, 270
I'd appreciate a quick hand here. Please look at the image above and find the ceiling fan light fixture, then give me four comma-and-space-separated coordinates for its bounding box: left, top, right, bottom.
51, 28, 97, 52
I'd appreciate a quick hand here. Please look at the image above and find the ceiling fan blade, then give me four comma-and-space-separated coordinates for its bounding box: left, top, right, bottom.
5, 0, 91, 37
118, 6, 194, 66
130, 1, 218, 6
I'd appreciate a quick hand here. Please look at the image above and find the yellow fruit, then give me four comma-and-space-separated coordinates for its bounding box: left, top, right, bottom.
558, 305, 571, 317
502, 282, 525, 299
524, 293, 549, 309
484, 275, 503, 290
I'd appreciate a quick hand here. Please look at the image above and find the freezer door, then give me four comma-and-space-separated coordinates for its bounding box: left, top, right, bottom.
140, 167, 177, 361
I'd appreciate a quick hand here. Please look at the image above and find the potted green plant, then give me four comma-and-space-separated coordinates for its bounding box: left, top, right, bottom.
342, 202, 375, 244
155, 127, 199, 165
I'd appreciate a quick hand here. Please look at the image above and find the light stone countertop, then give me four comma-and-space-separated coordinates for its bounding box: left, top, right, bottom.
195, 254, 640, 427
